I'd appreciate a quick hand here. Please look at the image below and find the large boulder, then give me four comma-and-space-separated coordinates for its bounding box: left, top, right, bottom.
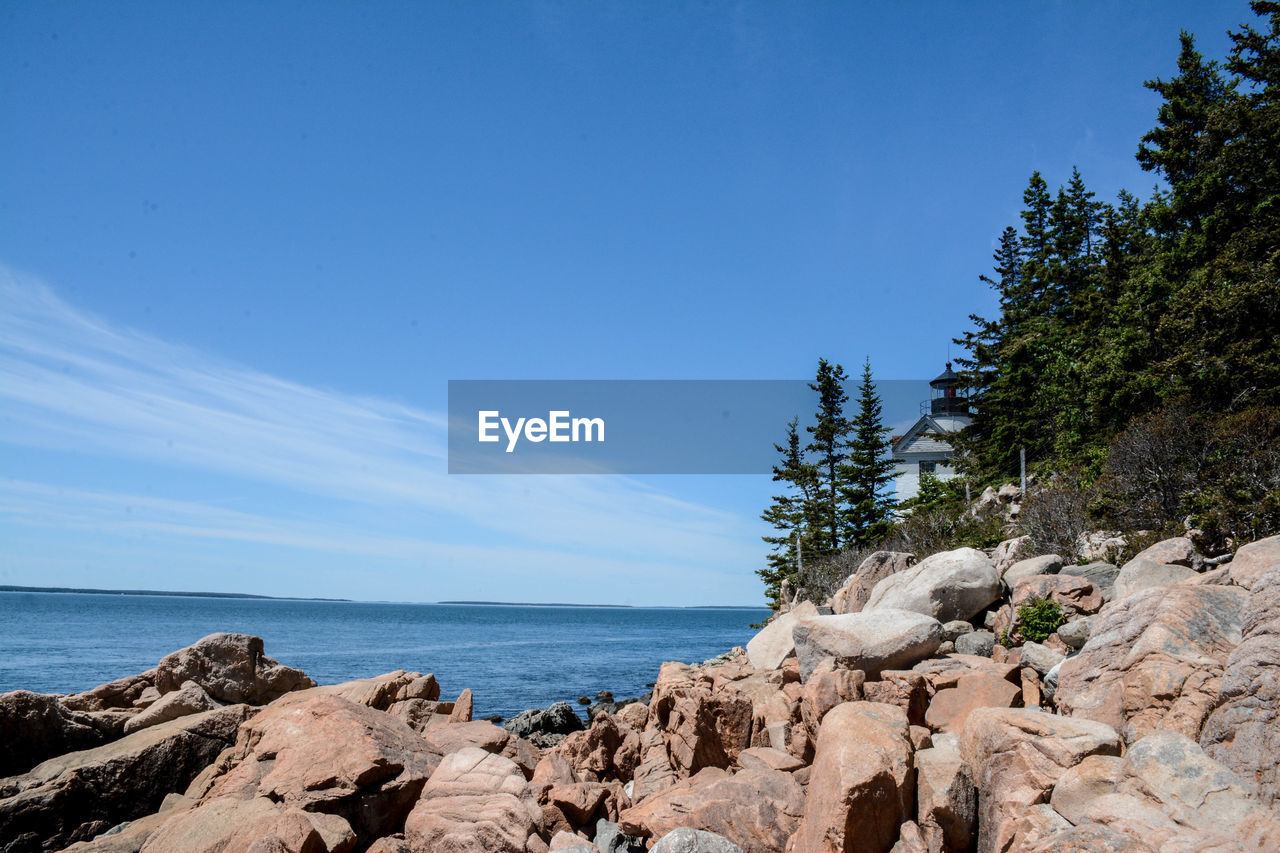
553, 713, 640, 783
910, 654, 1021, 694
1058, 562, 1121, 602
915, 737, 976, 853
799, 659, 865, 737
650, 827, 743, 853
648, 674, 752, 777
186, 694, 434, 841
863, 548, 1000, 623
792, 609, 943, 680
1112, 559, 1196, 601
1130, 537, 1200, 569
1049, 731, 1280, 853
630, 728, 679, 805
62, 672, 157, 713
136, 795, 343, 853
1002, 555, 1062, 589
0, 704, 251, 852
788, 702, 915, 853
618, 767, 803, 853
423, 720, 512, 758
154, 633, 314, 705
924, 673, 1021, 734
736, 747, 804, 773
404, 747, 542, 853
961, 707, 1120, 853
275, 670, 439, 712
1022, 823, 1156, 853
1048, 754, 1122, 825
123, 680, 221, 734
1228, 534, 1280, 591
828, 552, 916, 615
745, 602, 817, 671
0, 691, 115, 777
991, 536, 1033, 575
58, 797, 192, 853
1011, 575, 1102, 617
1200, 568, 1280, 805
1117, 732, 1265, 835
1056, 584, 1246, 744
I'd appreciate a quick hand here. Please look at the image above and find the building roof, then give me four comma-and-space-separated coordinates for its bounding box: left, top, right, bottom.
891, 412, 970, 457
929, 361, 960, 389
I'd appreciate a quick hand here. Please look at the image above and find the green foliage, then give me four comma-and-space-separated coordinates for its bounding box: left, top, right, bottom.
806, 359, 852, 556
1090, 401, 1280, 553
758, 417, 818, 606
759, 359, 898, 605
765, 5, 1280, 597
1014, 598, 1066, 644
882, 488, 1006, 556
840, 359, 898, 548
954, 3, 1280, 506
795, 548, 870, 606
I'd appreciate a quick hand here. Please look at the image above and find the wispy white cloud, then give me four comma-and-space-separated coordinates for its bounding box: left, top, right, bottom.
0, 266, 763, 601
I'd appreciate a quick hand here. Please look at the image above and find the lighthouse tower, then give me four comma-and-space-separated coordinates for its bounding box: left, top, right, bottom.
890, 363, 973, 502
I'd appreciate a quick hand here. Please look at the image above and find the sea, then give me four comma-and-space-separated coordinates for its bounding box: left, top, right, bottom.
0, 592, 769, 720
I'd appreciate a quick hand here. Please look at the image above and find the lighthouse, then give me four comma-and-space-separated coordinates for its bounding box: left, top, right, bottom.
890, 363, 973, 502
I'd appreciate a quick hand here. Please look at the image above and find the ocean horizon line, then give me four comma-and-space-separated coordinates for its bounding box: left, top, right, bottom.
0, 585, 766, 610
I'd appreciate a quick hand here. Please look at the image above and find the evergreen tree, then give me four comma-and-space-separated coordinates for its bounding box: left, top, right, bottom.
839, 358, 897, 548
1137, 31, 1235, 262
954, 3, 1280, 485
805, 359, 851, 556
758, 418, 818, 606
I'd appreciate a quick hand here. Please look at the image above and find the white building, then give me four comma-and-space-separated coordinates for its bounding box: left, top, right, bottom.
891, 363, 972, 502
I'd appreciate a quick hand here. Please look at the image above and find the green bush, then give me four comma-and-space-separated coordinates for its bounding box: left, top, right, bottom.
1015, 597, 1066, 644
882, 477, 1006, 556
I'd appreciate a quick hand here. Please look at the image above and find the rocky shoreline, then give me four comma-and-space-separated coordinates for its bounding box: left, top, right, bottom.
2, 533, 1279, 853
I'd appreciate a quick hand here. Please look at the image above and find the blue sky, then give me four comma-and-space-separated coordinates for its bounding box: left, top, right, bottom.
0, 1, 1247, 605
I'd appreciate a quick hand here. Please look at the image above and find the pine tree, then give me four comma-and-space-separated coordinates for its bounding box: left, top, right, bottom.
805, 359, 851, 556
839, 358, 897, 548
758, 418, 818, 606
1136, 31, 1235, 265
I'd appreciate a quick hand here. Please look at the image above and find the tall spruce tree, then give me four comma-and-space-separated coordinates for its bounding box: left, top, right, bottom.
953, 3, 1280, 484
805, 358, 851, 556
758, 418, 818, 606
839, 358, 897, 548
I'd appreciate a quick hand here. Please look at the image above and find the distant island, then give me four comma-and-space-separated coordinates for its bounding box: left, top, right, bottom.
0, 587, 764, 609
438, 600, 765, 609
438, 600, 634, 608
0, 585, 350, 602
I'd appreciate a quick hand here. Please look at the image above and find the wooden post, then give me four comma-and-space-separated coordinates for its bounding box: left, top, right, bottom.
1020, 447, 1027, 495
795, 531, 803, 578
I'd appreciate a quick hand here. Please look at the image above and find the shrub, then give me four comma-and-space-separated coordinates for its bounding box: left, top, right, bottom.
1186, 406, 1280, 551
1014, 597, 1065, 644
795, 547, 870, 605
1091, 401, 1280, 553
1018, 472, 1095, 557
1091, 401, 1207, 535
883, 476, 1005, 556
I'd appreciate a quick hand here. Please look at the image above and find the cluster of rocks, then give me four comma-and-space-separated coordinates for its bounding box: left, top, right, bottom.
2, 532, 1279, 853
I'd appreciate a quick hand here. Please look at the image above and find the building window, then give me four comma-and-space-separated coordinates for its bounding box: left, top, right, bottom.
920, 461, 937, 476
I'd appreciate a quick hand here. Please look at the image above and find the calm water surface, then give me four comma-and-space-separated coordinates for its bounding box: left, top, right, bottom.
0, 592, 768, 720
